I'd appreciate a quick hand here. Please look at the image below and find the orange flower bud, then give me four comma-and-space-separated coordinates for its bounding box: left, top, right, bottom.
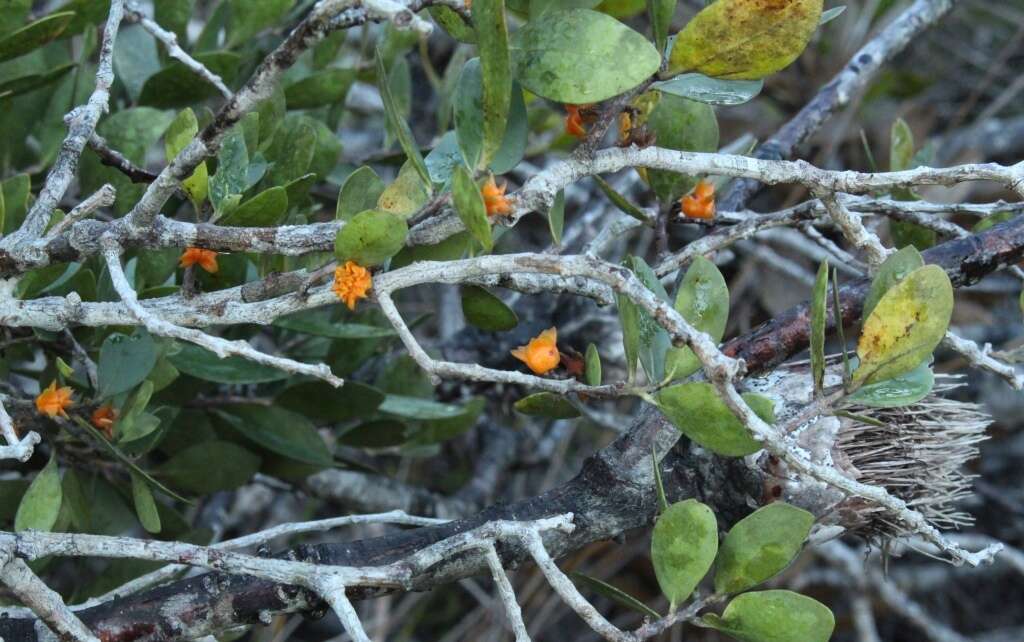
511, 327, 561, 375
332, 260, 372, 310
179, 247, 219, 273
91, 404, 117, 439
481, 176, 512, 216
36, 381, 74, 419
681, 180, 716, 220
565, 105, 587, 139
618, 111, 632, 144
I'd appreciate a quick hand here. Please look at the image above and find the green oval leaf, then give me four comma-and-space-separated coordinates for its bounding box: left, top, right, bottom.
337, 166, 386, 222
510, 9, 660, 103
514, 392, 581, 419
585, 343, 602, 386
277, 381, 385, 423
667, 0, 823, 80
376, 48, 431, 190
215, 405, 333, 467
164, 108, 209, 206
334, 209, 409, 266
461, 285, 519, 331
0, 12, 74, 63
703, 590, 835, 642
651, 499, 718, 609
656, 382, 772, 456
168, 342, 290, 384
854, 265, 953, 385
643, 92, 720, 203
139, 52, 240, 108
284, 68, 356, 109
98, 329, 158, 398
472, 0, 512, 166
652, 73, 764, 106
451, 165, 493, 252
548, 189, 566, 244
217, 186, 288, 227
131, 471, 162, 534
666, 255, 729, 379
156, 440, 261, 494
715, 503, 814, 594
15, 453, 62, 532
627, 256, 671, 382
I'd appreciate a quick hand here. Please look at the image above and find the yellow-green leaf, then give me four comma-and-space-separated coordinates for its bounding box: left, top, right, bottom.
131, 471, 162, 534
15, 453, 62, 532
451, 165, 493, 252
703, 590, 834, 642
810, 259, 828, 394
656, 382, 772, 456
715, 503, 814, 594
667, 0, 824, 80
854, 265, 953, 385
164, 108, 209, 206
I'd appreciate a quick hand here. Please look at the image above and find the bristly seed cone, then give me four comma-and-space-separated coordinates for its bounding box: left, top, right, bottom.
832, 377, 990, 543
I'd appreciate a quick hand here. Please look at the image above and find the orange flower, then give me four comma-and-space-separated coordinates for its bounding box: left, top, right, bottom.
618, 111, 632, 144
36, 381, 74, 419
681, 180, 716, 220
179, 247, 219, 273
481, 176, 512, 216
332, 260, 372, 310
511, 327, 561, 375
565, 105, 587, 139
91, 404, 117, 439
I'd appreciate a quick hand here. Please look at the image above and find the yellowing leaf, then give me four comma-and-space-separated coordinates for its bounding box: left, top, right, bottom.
667, 0, 824, 80
854, 265, 953, 385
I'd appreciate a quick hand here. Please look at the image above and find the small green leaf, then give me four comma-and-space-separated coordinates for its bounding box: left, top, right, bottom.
844, 360, 934, 408
570, 572, 661, 620
338, 419, 408, 448
15, 453, 62, 532
461, 285, 518, 331
453, 58, 529, 172
0, 62, 76, 99
379, 395, 466, 420
376, 48, 431, 190
585, 343, 602, 386
702, 590, 834, 642
216, 405, 333, 467
666, 255, 729, 379
715, 503, 814, 594
854, 265, 953, 385
98, 329, 158, 399
656, 383, 772, 457
652, 446, 668, 513
642, 92, 720, 204
451, 165, 493, 251
274, 310, 396, 339
378, 161, 431, 217
652, 74, 764, 106
409, 397, 487, 445
647, 0, 673, 54
651, 499, 718, 609
510, 9, 660, 103
168, 342, 290, 384
131, 471, 162, 534
593, 175, 651, 224
819, 5, 846, 25
810, 260, 829, 395
337, 166, 386, 221
472, 0, 512, 166
209, 125, 249, 216
0, 12, 74, 63
219, 186, 289, 227
156, 441, 261, 494
667, 0, 824, 80
628, 256, 672, 382
284, 68, 356, 109
548, 189, 566, 244
228, 0, 293, 46
164, 108, 208, 206
139, 52, 240, 108
334, 209, 409, 266
862, 246, 924, 322
514, 392, 581, 419
279, 380, 383, 423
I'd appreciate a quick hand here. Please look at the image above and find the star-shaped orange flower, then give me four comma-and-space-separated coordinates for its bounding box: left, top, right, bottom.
681, 180, 716, 220
481, 176, 512, 216
36, 381, 74, 419
91, 404, 117, 439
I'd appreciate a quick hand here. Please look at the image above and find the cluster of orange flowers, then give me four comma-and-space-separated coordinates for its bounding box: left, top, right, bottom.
564, 104, 598, 139
35, 381, 118, 438
481, 176, 512, 216
333, 260, 373, 310
681, 180, 716, 220
179, 247, 219, 273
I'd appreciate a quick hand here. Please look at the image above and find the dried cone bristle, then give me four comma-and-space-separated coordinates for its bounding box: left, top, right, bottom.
833, 377, 990, 542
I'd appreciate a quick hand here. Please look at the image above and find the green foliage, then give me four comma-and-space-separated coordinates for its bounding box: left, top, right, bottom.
15, 454, 62, 532
656, 383, 773, 456
665, 256, 729, 380
461, 285, 518, 331
810, 260, 829, 395
641, 92, 719, 204
514, 392, 581, 418
667, 0, 824, 79
703, 590, 835, 642
714, 503, 814, 594
334, 209, 409, 266
451, 165, 493, 251
98, 329, 157, 398
651, 499, 718, 609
